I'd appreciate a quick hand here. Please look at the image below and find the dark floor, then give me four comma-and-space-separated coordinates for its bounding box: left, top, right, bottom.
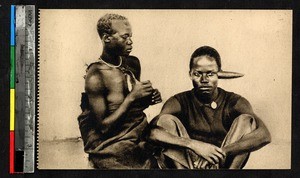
38, 139, 290, 169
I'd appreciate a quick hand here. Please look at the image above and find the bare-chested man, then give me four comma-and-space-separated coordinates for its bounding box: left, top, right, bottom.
78, 14, 162, 169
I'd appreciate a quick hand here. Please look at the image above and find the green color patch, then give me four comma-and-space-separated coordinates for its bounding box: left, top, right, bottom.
10, 46, 15, 89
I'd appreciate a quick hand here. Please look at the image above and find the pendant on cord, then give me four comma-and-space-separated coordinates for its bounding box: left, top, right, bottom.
211, 101, 217, 109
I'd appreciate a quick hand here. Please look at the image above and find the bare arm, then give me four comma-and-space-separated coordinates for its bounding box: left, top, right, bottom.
85, 69, 132, 134
148, 97, 189, 148
148, 97, 225, 164
222, 98, 271, 156
85, 67, 153, 134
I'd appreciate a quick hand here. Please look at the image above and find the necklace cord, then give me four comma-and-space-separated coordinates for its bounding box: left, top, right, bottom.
99, 56, 123, 68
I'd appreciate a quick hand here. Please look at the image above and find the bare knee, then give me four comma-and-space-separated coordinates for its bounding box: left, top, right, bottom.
156, 114, 180, 134
233, 114, 257, 132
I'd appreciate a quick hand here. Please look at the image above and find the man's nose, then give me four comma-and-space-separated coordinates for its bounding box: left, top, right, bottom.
127, 37, 133, 45
200, 74, 209, 83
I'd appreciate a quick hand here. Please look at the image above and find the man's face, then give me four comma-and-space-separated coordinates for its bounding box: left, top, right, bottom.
189, 55, 219, 96
107, 19, 133, 56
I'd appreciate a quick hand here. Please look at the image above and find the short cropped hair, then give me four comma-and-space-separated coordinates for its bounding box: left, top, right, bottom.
97, 14, 127, 39
189, 46, 222, 71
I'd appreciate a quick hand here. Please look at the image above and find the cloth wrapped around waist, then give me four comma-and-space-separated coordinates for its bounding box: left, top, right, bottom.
77, 109, 156, 168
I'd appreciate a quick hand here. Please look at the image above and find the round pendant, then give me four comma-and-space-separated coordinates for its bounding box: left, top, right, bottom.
211, 101, 217, 109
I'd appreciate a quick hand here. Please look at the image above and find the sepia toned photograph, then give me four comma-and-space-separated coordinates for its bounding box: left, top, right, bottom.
37, 9, 292, 169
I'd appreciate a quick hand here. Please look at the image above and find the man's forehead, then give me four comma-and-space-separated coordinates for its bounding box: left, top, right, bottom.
111, 20, 131, 31
192, 56, 218, 69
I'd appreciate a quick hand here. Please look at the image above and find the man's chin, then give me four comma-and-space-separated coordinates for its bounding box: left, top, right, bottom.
195, 88, 213, 96
121, 52, 130, 57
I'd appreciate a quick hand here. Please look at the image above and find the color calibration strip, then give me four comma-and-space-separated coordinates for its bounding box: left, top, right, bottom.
10, 5, 16, 174
10, 5, 36, 173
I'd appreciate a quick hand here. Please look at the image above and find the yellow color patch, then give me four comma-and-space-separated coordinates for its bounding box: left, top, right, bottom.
10, 89, 15, 131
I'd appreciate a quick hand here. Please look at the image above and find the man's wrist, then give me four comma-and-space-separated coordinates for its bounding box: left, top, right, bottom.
125, 94, 135, 105
222, 146, 230, 156
186, 138, 196, 150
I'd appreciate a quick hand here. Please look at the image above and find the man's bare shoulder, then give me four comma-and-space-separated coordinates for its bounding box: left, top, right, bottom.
85, 63, 108, 94
87, 62, 111, 73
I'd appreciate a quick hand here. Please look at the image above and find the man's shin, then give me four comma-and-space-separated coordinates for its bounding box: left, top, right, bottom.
221, 114, 256, 169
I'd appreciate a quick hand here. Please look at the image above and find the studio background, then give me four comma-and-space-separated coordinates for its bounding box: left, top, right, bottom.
38, 10, 292, 169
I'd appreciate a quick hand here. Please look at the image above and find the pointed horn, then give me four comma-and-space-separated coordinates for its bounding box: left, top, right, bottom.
218, 70, 244, 79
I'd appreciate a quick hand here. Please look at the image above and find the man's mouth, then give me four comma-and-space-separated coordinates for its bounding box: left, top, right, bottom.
199, 86, 212, 90
126, 47, 132, 52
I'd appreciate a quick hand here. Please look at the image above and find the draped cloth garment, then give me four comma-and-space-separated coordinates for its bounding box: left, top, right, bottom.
78, 58, 156, 169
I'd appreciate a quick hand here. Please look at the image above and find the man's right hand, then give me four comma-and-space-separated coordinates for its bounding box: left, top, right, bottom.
190, 140, 226, 165
128, 80, 153, 101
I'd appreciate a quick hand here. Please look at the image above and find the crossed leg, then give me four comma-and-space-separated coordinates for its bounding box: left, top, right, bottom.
154, 114, 257, 169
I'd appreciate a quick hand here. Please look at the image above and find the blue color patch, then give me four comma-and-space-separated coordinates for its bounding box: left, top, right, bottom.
10, 5, 15, 46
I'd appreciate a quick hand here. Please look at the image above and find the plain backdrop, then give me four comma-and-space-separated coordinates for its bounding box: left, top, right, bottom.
38, 9, 292, 155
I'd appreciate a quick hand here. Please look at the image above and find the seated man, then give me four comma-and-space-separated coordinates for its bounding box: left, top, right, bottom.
147, 46, 271, 169
78, 14, 162, 169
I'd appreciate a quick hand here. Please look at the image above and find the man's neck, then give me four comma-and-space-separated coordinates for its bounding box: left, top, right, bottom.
100, 51, 122, 66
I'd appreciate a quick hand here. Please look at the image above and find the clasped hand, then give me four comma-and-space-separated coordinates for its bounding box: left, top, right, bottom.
129, 80, 162, 105
190, 140, 226, 165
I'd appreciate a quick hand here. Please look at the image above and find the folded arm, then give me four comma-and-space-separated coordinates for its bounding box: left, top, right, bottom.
222, 98, 271, 156
148, 97, 225, 165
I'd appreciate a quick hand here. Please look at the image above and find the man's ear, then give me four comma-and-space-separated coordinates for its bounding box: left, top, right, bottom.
103, 33, 111, 43
189, 71, 193, 80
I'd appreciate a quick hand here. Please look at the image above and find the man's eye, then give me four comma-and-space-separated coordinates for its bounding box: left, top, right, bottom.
207, 72, 214, 77
193, 72, 200, 77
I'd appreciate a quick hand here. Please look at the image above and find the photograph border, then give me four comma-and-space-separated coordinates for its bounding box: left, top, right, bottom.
0, 0, 299, 177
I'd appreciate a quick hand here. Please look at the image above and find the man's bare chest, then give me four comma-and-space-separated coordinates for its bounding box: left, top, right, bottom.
101, 69, 129, 103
